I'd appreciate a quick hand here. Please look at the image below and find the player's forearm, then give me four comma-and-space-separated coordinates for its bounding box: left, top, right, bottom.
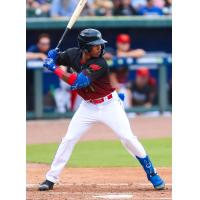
118, 49, 146, 58
54, 68, 91, 90
54, 67, 77, 85
129, 49, 146, 58
144, 102, 152, 108
26, 52, 46, 60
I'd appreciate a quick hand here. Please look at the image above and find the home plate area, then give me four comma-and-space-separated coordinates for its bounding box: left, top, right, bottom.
26, 182, 172, 200
26, 165, 172, 200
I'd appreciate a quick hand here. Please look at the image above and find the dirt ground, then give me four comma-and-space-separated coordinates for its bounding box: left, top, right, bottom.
27, 164, 171, 200
27, 116, 171, 144
26, 116, 172, 199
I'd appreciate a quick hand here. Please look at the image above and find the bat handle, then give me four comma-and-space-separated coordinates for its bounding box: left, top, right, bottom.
56, 27, 70, 49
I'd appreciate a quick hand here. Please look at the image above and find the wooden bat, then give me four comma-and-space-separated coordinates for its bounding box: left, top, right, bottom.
56, 0, 88, 49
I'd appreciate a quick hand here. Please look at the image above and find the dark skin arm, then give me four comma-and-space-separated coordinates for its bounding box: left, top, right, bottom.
60, 71, 73, 83
58, 68, 95, 91
56, 45, 102, 86
56, 65, 77, 84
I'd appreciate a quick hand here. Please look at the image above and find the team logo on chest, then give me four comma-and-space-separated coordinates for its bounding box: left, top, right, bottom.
89, 64, 102, 71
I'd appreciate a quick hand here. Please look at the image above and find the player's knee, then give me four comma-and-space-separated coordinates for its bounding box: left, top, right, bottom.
62, 133, 80, 144
120, 134, 138, 144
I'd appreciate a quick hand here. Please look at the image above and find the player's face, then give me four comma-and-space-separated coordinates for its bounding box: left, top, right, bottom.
122, 0, 131, 6
117, 42, 130, 52
90, 45, 102, 57
38, 37, 50, 52
136, 76, 149, 88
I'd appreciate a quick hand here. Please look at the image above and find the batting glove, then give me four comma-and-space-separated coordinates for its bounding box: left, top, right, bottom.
71, 72, 91, 90
43, 58, 57, 72
48, 48, 59, 61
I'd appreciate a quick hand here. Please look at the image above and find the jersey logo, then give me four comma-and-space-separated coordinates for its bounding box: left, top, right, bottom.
89, 64, 102, 71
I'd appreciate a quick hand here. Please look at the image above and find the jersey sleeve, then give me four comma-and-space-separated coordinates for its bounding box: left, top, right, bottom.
55, 50, 71, 67
82, 58, 108, 81
27, 45, 38, 53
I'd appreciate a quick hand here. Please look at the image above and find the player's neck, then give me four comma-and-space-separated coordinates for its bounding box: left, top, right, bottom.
81, 52, 91, 64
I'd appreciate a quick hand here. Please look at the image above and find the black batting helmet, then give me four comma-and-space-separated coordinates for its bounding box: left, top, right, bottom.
77, 29, 107, 55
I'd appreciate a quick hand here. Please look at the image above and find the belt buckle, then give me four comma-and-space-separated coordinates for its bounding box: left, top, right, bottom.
94, 98, 104, 104
107, 94, 113, 100
90, 98, 103, 104
90, 93, 113, 104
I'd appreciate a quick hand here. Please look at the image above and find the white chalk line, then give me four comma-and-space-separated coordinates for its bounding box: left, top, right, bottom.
130, 199, 171, 200
26, 183, 130, 189
27, 184, 171, 200
26, 183, 172, 190
28, 197, 171, 200
93, 196, 171, 200
27, 182, 172, 189
133, 199, 171, 200
93, 194, 133, 199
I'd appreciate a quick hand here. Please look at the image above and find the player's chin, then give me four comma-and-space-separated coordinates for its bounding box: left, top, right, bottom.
91, 51, 100, 57
93, 53, 101, 58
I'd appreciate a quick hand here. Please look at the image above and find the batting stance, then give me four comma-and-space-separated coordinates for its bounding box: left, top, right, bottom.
39, 29, 165, 191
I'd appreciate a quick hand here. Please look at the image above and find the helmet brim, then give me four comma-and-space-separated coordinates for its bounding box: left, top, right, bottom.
88, 39, 107, 46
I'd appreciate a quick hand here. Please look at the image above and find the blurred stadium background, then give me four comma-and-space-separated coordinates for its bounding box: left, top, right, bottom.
26, 0, 172, 119
26, 2, 172, 198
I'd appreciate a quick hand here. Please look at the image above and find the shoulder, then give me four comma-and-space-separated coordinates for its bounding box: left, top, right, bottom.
64, 47, 81, 56
27, 45, 38, 52
131, 80, 136, 88
58, 47, 81, 61
130, 5, 137, 13
152, 6, 161, 11
87, 57, 108, 68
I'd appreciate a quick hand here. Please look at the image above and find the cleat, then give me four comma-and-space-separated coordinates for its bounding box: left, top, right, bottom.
149, 173, 165, 190
136, 155, 165, 190
38, 180, 54, 191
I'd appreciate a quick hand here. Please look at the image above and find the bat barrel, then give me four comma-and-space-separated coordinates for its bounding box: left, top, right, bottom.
55, 0, 87, 49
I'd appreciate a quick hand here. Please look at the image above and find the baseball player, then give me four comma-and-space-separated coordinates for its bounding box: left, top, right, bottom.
39, 29, 165, 191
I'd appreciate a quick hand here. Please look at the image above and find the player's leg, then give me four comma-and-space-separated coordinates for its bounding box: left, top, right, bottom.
39, 101, 97, 190
100, 93, 165, 190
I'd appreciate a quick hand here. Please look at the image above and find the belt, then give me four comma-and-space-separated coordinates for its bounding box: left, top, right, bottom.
89, 93, 113, 104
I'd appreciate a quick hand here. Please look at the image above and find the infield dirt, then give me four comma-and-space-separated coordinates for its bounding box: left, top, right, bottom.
27, 164, 171, 200
27, 116, 171, 144
27, 116, 172, 199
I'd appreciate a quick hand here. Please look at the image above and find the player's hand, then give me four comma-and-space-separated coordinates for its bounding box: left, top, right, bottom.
48, 48, 59, 61
43, 58, 57, 72
70, 73, 91, 90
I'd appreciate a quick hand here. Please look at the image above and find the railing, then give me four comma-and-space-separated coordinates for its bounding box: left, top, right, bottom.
26, 53, 172, 119
26, 16, 172, 29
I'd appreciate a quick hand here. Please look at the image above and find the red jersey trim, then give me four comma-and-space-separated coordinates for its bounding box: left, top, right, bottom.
54, 68, 64, 78
89, 64, 102, 71
67, 73, 77, 85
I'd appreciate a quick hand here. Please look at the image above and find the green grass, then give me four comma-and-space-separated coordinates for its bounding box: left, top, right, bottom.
26, 138, 171, 167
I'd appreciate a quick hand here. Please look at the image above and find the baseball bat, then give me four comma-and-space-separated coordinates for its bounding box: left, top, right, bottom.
56, 0, 88, 49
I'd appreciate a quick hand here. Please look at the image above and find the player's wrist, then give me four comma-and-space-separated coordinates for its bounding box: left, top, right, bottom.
67, 73, 77, 85
54, 69, 77, 85
54, 67, 64, 78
